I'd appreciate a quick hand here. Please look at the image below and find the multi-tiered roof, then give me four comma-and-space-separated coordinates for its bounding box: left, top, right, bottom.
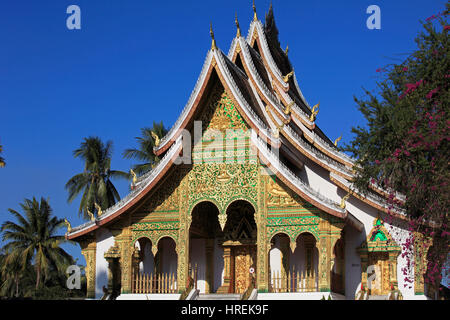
67, 5, 405, 240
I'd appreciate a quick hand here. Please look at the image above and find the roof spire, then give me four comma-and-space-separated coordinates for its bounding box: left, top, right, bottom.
210, 22, 217, 51
252, 0, 258, 21
235, 13, 241, 37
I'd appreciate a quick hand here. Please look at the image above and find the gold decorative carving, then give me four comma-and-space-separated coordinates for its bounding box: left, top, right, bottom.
283, 71, 294, 83
334, 135, 342, 147
339, 192, 351, 209
210, 22, 217, 51
151, 131, 160, 147
130, 169, 137, 185
95, 202, 103, 217
218, 213, 227, 231
64, 218, 72, 233
87, 208, 95, 222
310, 103, 320, 122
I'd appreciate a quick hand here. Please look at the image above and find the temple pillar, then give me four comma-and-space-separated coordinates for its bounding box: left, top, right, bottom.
205, 239, 214, 293
104, 243, 121, 296
318, 235, 331, 292
80, 238, 96, 299
177, 224, 189, 293
114, 227, 133, 294
217, 246, 232, 293
389, 252, 399, 289
360, 252, 369, 290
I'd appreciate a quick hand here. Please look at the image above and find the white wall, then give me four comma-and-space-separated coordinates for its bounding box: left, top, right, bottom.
190, 238, 206, 293
213, 238, 224, 292
95, 228, 114, 299
299, 155, 419, 299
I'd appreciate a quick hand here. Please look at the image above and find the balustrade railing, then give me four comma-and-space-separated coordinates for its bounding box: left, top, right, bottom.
270, 270, 318, 293
132, 272, 177, 294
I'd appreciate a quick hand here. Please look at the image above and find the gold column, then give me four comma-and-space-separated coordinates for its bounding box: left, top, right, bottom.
205, 239, 214, 293
115, 227, 133, 294
177, 217, 190, 293
360, 252, 369, 290
217, 246, 232, 293
318, 236, 331, 292
80, 238, 96, 299
389, 252, 399, 289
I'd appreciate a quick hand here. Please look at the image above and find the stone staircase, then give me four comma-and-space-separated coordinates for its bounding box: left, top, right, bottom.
368, 295, 388, 300
197, 293, 241, 300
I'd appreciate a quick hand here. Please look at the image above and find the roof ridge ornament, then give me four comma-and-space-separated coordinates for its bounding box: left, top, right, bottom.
283, 70, 294, 83
235, 13, 241, 37
64, 218, 72, 234
87, 207, 96, 222
210, 22, 217, 51
253, 0, 258, 21
130, 169, 137, 185
310, 102, 320, 122
285, 45, 289, 56
94, 202, 103, 217
334, 135, 342, 147
151, 131, 160, 147
340, 192, 351, 209
284, 101, 294, 115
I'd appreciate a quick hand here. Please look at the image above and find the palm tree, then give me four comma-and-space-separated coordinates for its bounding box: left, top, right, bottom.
0, 144, 5, 167
123, 121, 167, 176
0, 197, 73, 290
66, 136, 129, 219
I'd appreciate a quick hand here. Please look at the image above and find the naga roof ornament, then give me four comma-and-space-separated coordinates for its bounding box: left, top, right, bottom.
334, 135, 342, 147
310, 102, 320, 122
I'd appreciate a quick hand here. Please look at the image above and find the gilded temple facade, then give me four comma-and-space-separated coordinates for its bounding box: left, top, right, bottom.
67, 5, 433, 300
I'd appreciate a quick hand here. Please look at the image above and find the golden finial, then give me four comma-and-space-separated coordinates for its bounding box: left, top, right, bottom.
285, 45, 289, 56
87, 208, 95, 222
340, 192, 351, 209
252, 0, 258, 21
94, 202, 103, 217
130, 169, 137, 185
283, 71, 294, 83
64, 218, 72, 233
235, 13, 241, 37
151, 131, 160, 147
309, 102, 320, 122
334, 135, 342, 147
210, 22, 217, 51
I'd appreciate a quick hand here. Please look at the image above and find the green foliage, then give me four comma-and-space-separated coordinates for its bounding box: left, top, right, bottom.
0, 198, 81, 299
123, 121, 168, 176
66, 136, 129, 220
0, 144, 5, 167
343, 5, 449, 292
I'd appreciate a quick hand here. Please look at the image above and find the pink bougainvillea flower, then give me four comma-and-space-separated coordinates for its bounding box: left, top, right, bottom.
426, 87, 439, 99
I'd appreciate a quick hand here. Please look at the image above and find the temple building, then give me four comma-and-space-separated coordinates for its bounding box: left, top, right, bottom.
66, 5, 432, 300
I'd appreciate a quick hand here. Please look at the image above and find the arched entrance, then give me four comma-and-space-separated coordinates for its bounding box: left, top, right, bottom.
189, 201, 223, 293
132, 236, 178, 294
218, 200, 257, 294
268, 232, 319, 292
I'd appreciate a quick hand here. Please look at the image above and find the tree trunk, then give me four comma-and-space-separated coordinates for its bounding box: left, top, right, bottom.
36, 263, 41, 290
15, 274, 19, 297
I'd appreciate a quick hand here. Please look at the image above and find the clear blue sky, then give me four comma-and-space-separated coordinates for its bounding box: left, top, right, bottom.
0, 0, 446, 267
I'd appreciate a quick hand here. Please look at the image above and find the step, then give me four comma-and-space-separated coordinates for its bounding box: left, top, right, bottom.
197, 294, 241, 300
368, 295, 388, 300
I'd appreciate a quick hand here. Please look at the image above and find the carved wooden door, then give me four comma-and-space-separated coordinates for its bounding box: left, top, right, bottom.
232, 246, 256, 293
368, 252, 390, 295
